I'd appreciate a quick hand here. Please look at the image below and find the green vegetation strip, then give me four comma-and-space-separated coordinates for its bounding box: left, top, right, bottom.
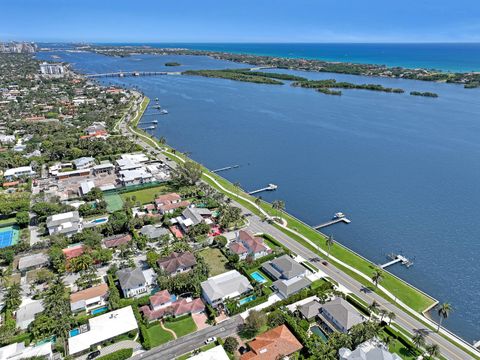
119, 184, 174, 204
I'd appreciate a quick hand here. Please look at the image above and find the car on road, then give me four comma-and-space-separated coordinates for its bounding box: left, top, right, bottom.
205, 336, 217, 344
87, 350, 101, 360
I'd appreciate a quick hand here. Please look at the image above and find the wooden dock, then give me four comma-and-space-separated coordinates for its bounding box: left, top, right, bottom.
248, 183, 278, 195
212, 165, 240, 173
313, 217, 351, 229
381, 254, 413, 269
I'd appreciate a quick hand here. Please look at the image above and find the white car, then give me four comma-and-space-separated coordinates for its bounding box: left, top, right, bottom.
204, 337, 217, 344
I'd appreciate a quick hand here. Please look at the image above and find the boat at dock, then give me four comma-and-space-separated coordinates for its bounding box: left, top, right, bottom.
334, 212, 345, 219
160, 109, 169, 115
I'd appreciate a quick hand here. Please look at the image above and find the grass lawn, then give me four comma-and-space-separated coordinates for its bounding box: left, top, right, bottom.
164, 316, 197, 338
120, 184, 175, 204
0, 217, 16, 227
199, 248, 230, 276
145, 324, 175, 347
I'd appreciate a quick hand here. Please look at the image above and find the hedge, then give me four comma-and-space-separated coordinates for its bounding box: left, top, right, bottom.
164, 313, 190, 323
97, 348, 133, 360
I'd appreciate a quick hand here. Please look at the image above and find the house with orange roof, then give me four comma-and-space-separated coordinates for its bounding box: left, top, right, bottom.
70, 283, 109, 313
62, 244, 85, 260
155, 193, 190, 214
240, 325, 303, 360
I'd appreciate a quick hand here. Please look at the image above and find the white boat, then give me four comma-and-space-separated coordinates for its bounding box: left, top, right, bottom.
160, 109, 169, 115
334, 212, 345, 219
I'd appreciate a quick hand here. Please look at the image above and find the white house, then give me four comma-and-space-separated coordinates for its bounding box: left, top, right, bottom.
45, 211, 82, 237
116, 268, 148, 298
70, 283, 109, 313
201, 270, 253, 307
0, 342, 53, 360
3, 166, 35, 180
67, 306, 138, 356
72, 156, 96, 170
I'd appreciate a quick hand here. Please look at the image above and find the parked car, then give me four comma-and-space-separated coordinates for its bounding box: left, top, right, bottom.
205, 336, 217, 344
87, 350, 101, 360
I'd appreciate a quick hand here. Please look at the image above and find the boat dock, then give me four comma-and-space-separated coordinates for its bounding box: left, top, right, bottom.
212, 165, 240, 173
248, 183, 278, 195
140, 120, 158, 125
139, 125, 156, 130
313, 216, 351, 229
85, 71, 181, 78
381, 254, 413, 269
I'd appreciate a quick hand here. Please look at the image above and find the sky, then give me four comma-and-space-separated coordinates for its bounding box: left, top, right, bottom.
2, 0, 480, 43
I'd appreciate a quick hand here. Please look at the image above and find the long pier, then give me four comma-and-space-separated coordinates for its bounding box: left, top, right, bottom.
381, 254, 413, 269
314, 217, 351, 229
85, 71, 181, 78
248, 183, 278, 195
212, 165, 240, 173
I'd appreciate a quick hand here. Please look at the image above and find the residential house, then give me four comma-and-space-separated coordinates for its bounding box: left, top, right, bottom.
139, 289, 205, 322
63, 244, 85, 260
157, 251, 197, 276
92, 161, 114, 175
15, 300, 44, 330
176, 207, 213, 232
67, 306, 138, 356
229, 230, 271, 260
119, 168, 153, 187
79, 180, 95, 196
85, 122, 106, 135
70, 283, 109, 313
18, 253, 49, 275
339, 338, 402, 360
155, 193, 189, 215
72, 156, 96, 170
261, 255, 311, 298
318, 298, 365, 334
103, 233, 132, 249
3, 166, 35, 181
116, 268, 148, 298
298, 300, 322, 321
46, 211, 82, 237
0, 342, 53, 360
240, 324, 303, 360
201, 270, 253, 307
139, 224, 170, 241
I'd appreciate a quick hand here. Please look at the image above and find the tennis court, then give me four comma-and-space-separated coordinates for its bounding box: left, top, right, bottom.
104, 193, 124, 212
0, 225, 20, 248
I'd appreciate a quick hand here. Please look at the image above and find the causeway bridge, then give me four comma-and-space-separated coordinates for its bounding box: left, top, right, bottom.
85, 71, 181, 78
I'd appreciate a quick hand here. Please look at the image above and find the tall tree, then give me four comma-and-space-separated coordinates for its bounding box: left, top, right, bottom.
325, 235, 335, 258
371, 268, 384, 288
272, 200, 285, 218
425, 343, 440, 359
412, 332, 426, 350
437, 302, 452, 332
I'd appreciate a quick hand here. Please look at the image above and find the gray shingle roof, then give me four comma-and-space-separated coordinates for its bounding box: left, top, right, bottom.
320, 298, 365, 331
201, 270, 252, 302
18, 253, 49, 271
139, 225, 169, 239
116, 268, 146, 290
261, 255, 306, 280
273, 276, 311, 297
298, 300, 322, 320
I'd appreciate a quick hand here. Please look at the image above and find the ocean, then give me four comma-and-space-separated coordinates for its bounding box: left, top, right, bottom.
36, 46, 480, 342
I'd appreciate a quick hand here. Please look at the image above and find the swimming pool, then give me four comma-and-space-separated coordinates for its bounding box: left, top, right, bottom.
310, 326, 328, 342
250, 271, 267, 284
0, 225, 19, 248
69, 328, 80, 337
91, 217, 108, 224
91, 306, 108, 315
238, 295, 256, 306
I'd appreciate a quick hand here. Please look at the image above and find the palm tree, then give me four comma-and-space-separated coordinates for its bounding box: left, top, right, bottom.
437, 302, 452, 332
379, 309, 389, 322
368, 300, 380, 319
425, 343, 441, 359
4, 283, 22, 311
254, 196, 262, 207
325, 235, 335, 258
388, 311, 396, 325
272, 200, 285, 219
412, 332, 426, 350
371, 268, 384, 288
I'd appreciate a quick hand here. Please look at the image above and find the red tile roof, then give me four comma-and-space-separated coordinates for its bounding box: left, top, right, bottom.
63, 245, 84, 260
241, 325, 303, 360
150, 290, 172, 307
155, 193, 181, 205
140, 297, 205, 321
103, 233, 132, 248
229, 241, 248, 254
70, 283, 109, 303
158, 200, 190, 213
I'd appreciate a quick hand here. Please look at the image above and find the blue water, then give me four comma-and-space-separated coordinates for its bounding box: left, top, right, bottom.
311, 326, 329, 342
99, 42, 480, 72
36, 50, 480, 342
91, 306, 108, 315
250, 271, 268, 284
239, 295, 256, 306
92, 218, 107, 224
69, 328, 80, 337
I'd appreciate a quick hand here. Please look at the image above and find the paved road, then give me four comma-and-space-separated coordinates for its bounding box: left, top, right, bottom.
121, 95, 479, 360
132, 316, 243, 360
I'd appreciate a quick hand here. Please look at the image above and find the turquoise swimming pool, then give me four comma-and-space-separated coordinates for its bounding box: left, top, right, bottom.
91, 306, 108, 315
250, 271, 267, 284
311, 326, 328, 342
238, 295, 256, 306
69, 328, 80, 337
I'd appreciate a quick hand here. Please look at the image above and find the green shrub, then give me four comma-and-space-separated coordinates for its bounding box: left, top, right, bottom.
97, 348, 133, 360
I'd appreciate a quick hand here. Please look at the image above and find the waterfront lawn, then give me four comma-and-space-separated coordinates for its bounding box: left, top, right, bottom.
198, 248, 230, 276
164, 316, 197, 338
131, 111, 435, 313
120, 184, 174, 204
145, 324, 175, 347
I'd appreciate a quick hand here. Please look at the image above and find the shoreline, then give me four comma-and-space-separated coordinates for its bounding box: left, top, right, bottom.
80, 44, 480, 88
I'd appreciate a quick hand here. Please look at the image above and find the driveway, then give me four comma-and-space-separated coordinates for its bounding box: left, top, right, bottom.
75, 340, 142, 360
